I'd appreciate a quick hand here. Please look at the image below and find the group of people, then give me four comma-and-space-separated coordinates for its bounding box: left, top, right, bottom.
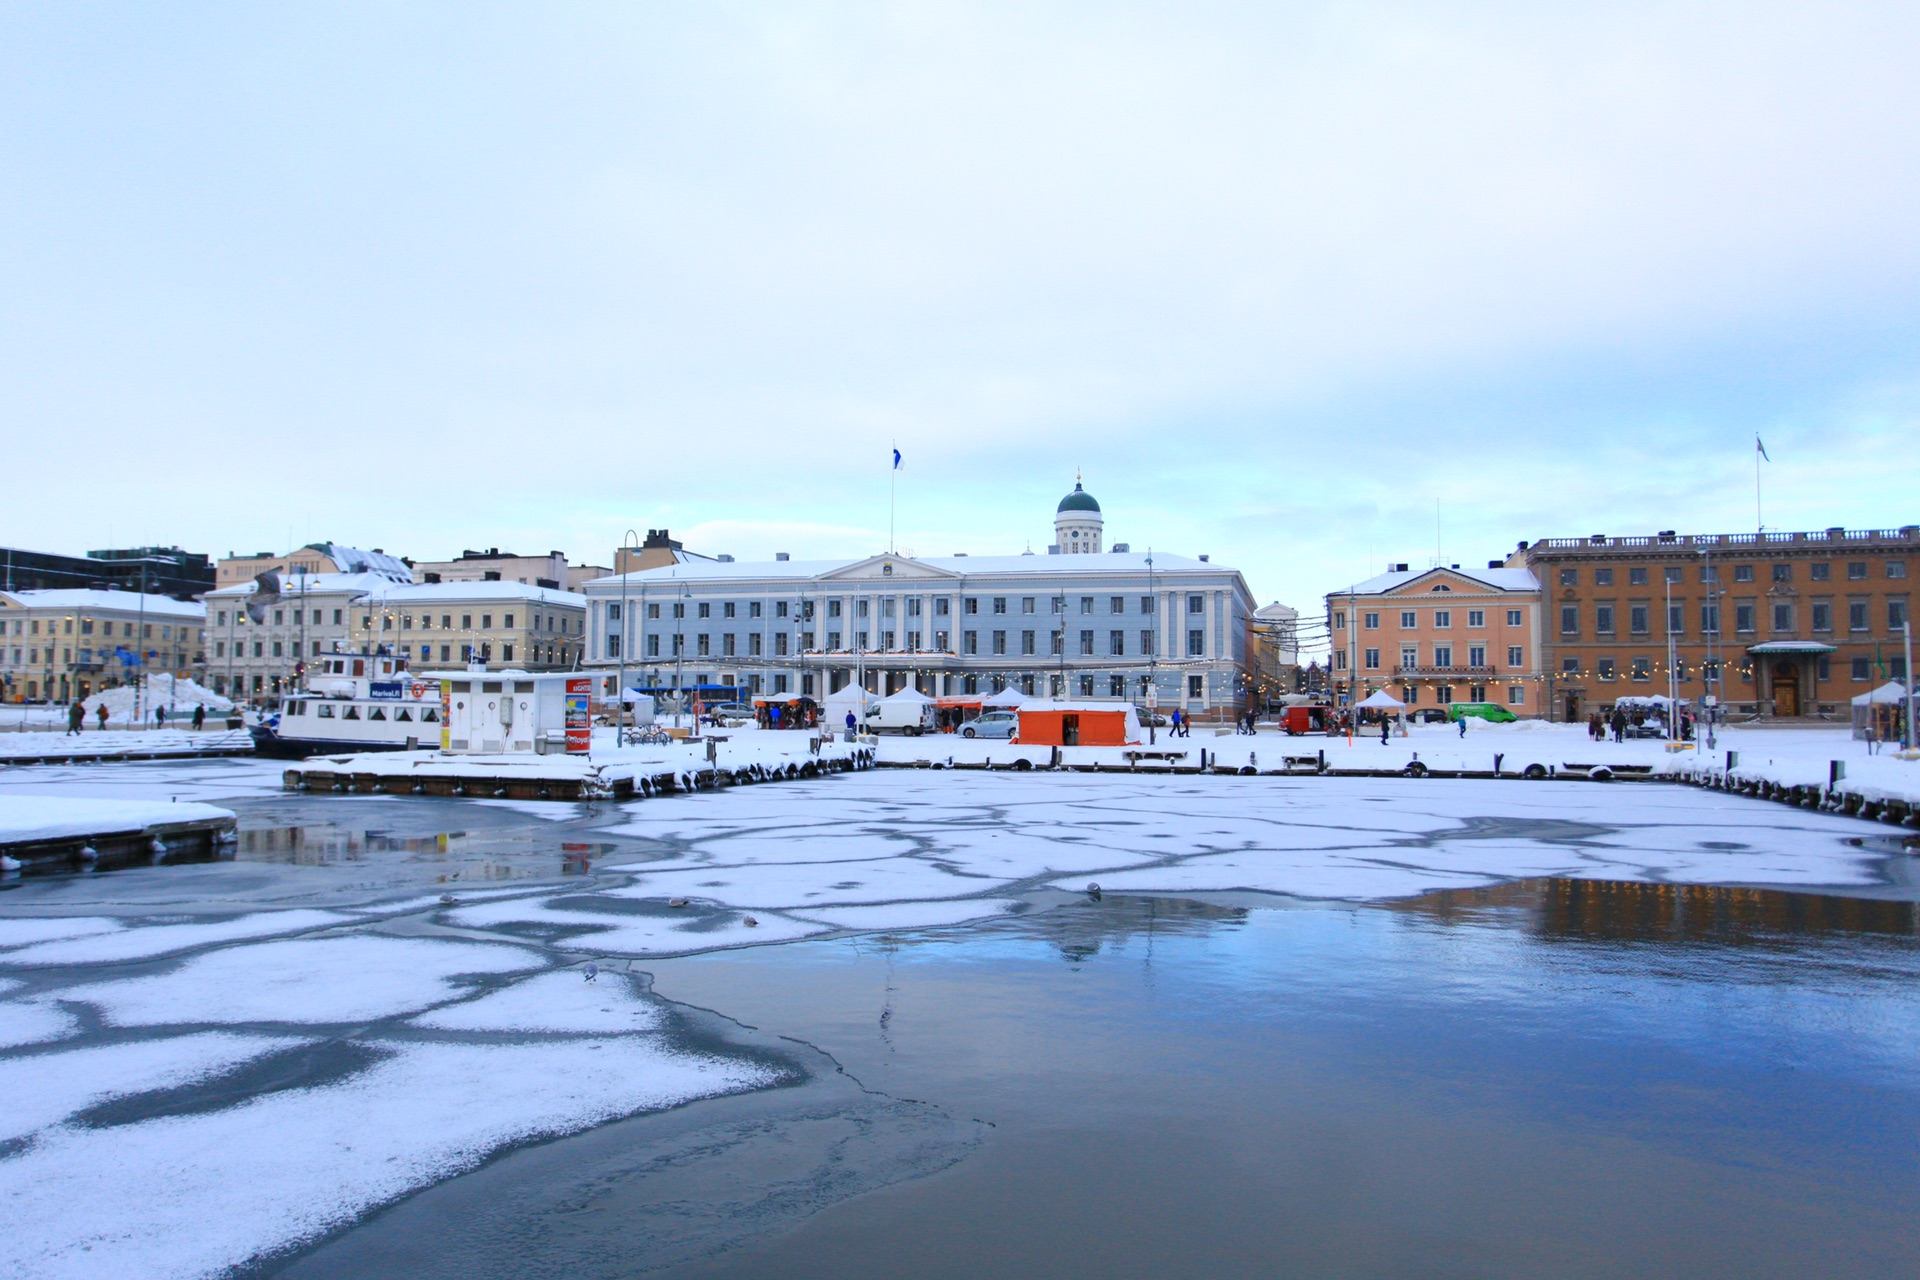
1586, 707, 1696, 743
63, 702, 208, 735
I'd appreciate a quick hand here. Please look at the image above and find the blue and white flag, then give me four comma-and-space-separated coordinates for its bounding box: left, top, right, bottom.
892, 448, 902, 470
1756, 434, 1770, 461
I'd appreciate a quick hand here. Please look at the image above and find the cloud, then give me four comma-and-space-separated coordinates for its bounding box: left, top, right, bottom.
0, 2, 1915, 618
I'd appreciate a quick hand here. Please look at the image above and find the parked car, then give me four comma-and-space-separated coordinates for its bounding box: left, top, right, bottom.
1448, 703, 1517, 724
709, 702, 755, 724
961, 710, 1019, 739
1133, 706, 1169, 727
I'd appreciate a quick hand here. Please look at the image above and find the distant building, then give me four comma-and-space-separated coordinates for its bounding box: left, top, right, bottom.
1326, 563, 1545, 716
204, 575, 586, 700
0, 545, 213, 601
1251, 602, 1301, 708
584, 483, 1258, 718
0, 589, 206, 704
613, 529, 715, 576
1051, 483, 1103, 554
216, 544, 411, 590
1511, 525, 1919, 721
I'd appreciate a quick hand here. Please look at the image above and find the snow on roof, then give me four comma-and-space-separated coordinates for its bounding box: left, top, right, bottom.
0, 589, 204, 619
313, 543, 413, 581
1335, 565, 1539, 596
205, 577, 585, 607
585, 550, 1238, 587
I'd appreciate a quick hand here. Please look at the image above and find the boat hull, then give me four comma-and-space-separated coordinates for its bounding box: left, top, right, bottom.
249, 725, 422, 759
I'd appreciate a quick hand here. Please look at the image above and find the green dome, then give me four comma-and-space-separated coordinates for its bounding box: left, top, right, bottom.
1056, 483, 1101, 514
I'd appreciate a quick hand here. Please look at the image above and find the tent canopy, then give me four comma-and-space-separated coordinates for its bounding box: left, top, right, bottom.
1355, 689, 1405, 709
982, 688, 1026, 708
1852, 681, 1911, 706
880, 686, 932, 704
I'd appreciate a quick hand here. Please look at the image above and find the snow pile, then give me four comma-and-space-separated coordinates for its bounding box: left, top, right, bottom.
82, 674, 232, 723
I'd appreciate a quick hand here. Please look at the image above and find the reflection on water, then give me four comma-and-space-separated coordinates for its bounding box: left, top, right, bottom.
233, 823, 626, 883
1397, 878, 1920, 945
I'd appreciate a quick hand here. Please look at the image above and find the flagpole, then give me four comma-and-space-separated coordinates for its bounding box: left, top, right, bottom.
1754, 435, 1762, 535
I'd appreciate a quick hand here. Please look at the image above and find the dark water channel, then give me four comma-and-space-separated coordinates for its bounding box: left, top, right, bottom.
278, 879, 1920, 1280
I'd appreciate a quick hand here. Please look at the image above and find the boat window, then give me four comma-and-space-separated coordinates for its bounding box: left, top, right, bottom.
482, 681, 503, 693
368, 707, 387, 720
344, 706, 361, 720
395, 708, 413, 721
514, 681, 535, 692
318, 704, 335, 718
451, 681, 471, 692
421, 708, 439, 722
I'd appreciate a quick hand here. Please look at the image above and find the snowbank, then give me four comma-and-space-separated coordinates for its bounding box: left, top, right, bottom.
82, 674, 232, 724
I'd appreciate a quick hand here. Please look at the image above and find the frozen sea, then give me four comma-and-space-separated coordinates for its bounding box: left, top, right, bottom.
1, 756, 1917, 1279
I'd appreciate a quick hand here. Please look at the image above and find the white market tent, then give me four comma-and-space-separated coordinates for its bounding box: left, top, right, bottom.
880, 686, 933, 705
1852, 680, 1912, 740
1355, 690, 1406, 710
822, 684, 878, 726
982, 687, 1027, 708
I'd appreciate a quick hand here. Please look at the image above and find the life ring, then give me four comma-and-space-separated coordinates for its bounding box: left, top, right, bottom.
409, 682, 426, 699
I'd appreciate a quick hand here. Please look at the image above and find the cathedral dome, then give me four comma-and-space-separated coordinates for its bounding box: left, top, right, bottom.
1056, 483, 1101, 514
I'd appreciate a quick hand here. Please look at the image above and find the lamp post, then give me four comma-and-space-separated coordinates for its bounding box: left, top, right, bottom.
673, 579, 688, 728
616, 529, 639, 743
1904, 619, 1916, 752
1146, 551, 1157, 745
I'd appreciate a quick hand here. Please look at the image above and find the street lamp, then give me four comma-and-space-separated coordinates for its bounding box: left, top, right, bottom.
616, 529, 639, 742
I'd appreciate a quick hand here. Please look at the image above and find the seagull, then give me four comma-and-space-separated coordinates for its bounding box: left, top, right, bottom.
668, 897, 689, 908
584, 962, 598, 982
1086, 882, 1103, 901
439, 893, 457, 905
743, 915, 759, 928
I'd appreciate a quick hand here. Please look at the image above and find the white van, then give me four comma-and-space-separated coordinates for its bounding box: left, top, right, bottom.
863, 699, 937, 736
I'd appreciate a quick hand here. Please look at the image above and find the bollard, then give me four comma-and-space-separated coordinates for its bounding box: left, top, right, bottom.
1829, 759, 1846, 790
1494, 753, 1504, 775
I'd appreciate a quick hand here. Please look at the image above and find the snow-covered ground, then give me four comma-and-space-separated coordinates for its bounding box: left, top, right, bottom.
869, 720, 1920, 803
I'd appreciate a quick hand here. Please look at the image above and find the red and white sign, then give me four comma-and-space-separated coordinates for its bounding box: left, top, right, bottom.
565, 677, 592, 754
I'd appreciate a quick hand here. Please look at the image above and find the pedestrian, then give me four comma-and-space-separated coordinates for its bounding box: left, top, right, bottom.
845, 710, 857, 737
1457, 714, 1467, 739
96, 702, 109, 729
192, 703, 206, 731
1610, 708, 1627, 743
1379, 715, 1389, 746
67, 701, 84, 736
154, 705, 166, 729
770, 703, 782, 730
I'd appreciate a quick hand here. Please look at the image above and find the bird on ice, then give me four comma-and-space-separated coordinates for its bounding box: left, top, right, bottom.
583, 962, 598, 982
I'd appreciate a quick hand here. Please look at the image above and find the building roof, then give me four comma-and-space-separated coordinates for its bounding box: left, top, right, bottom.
311, 543, 413, 581
588, 549, 1236, 588
204, 572, 405, 599
1056, 483, 1101, 514
368, 581, 587, 607
1334, 565, 1539, 596
0, 588, 205, 619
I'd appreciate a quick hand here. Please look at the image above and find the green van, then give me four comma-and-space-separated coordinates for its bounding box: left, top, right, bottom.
1448, 702, 1517, 724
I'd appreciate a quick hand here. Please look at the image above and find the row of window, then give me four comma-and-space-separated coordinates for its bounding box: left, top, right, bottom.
1556, 560, 1907, 587
1391, 684, 1528, 707
1554, 655, 1910, 682
1356, 608, 1524, 630
286, 702, 442, 722
609, 628, 1206, 660
1362, 645, 1524, 670
214, 608, 578, 634
2, 618, 198, 640
2, 649, 190, 668
607, 594, 1207, 624
1560, 599, 1909, 636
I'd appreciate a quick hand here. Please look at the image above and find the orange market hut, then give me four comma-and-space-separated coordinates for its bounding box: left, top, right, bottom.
1014, 702, 1143, 747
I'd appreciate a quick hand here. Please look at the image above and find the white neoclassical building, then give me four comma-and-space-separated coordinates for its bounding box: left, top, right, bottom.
583, 483, 1259, 718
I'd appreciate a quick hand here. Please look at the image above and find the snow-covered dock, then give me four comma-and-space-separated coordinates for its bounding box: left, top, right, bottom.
282, 732, 874, 801
0, 727, 255, 766
0, 795, 238, 873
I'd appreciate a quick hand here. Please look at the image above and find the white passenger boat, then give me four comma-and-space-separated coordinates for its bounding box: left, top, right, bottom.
250, 652, 444, 758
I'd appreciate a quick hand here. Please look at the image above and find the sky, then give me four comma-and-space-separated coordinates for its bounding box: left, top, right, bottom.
3, 2, 1918, 635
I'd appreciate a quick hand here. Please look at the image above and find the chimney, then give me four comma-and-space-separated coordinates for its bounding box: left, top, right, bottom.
775, 552, 790, 562
1487, 560, 1502, 569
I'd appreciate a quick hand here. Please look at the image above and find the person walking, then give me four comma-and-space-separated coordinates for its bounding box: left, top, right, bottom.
1609, 707, 1627, 743
96, 702, 109, 730
192, 703, 206, 731
1379, 715, 1390, 746
154, 705, 166, 729
67, 701, 84, 735
845, 709, 858, 737
1457, 714, 1468, 739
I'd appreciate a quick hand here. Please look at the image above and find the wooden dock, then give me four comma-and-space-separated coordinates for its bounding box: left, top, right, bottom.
0, 812, 239, 874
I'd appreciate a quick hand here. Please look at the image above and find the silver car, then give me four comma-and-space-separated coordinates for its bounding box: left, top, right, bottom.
961, 710, 1018, 739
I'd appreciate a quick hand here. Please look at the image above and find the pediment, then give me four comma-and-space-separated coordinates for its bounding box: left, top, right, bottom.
818, 554, 960, 583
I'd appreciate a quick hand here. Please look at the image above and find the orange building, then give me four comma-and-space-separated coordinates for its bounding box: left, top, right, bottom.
1327, 564, 1545, 717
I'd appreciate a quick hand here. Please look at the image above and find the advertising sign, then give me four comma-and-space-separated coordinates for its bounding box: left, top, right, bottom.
565, 677, 592, 754
440, 680, 451, 751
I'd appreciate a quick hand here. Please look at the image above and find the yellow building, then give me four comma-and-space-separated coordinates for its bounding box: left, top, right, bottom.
0, 589, 206, 704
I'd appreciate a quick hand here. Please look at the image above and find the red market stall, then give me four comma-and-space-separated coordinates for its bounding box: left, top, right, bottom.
1014, 702, 1143, 747
933, 696, 984, 733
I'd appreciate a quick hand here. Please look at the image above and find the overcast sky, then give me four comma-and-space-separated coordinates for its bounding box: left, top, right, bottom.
4, 2, 1917, 628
